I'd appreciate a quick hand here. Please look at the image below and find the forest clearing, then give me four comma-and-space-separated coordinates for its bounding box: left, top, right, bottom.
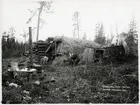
2, 36, 138, 103
1, 0, 139, 104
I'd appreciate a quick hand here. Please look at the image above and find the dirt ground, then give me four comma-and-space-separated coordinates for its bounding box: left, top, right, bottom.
2, 56, 138, 103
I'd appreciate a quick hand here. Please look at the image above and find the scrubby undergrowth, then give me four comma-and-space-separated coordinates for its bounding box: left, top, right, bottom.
2, 57, 138, 103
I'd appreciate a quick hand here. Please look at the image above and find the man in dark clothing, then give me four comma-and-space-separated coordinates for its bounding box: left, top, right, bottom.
69, 53, 80, 66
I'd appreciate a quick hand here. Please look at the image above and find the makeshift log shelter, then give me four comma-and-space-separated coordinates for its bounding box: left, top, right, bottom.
33, 35, 131, 64
33, 36, 101, 62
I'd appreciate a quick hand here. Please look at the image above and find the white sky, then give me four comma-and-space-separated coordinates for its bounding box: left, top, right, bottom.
1, 0, 140, 42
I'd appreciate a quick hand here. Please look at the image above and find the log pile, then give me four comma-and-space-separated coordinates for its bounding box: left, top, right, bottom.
33, 42, 48, 57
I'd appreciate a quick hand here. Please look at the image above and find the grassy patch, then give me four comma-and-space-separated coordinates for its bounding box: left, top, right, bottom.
2, 57, 138, 103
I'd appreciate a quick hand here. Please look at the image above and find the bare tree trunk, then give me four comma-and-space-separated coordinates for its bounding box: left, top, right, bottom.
36, 5, 43, 42
29, 27, 33, 65
77, 15, 79, 39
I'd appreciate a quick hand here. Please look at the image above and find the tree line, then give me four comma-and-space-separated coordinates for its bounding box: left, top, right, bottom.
2, 27, 27, 58
93, 18, 138, 49
2, 18, 138, 58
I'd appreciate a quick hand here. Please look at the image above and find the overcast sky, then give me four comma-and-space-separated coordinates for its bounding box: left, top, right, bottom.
1, 0, 140, 42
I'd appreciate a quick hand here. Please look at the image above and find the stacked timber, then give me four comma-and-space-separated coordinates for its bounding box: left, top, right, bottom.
33, 42, 48, 57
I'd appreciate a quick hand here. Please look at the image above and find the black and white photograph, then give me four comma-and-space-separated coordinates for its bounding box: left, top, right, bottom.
1, 0, 139, 104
